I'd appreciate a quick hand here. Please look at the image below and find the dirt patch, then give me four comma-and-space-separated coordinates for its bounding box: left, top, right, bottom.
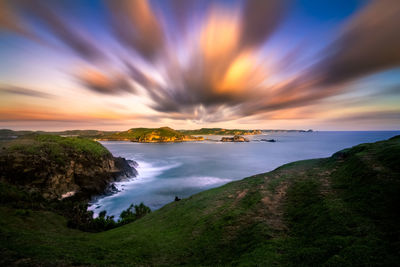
261, 196, 272, 205
236, 189, 248, 200
260, 182, 289, 232
317, 169, 333, 195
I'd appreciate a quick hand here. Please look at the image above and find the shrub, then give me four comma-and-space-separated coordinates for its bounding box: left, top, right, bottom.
119, 202, 151, 225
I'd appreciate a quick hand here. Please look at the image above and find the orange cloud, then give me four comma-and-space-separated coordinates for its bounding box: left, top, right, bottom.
76, 67, 134, 95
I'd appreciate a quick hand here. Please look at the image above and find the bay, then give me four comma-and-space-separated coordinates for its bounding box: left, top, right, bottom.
88, 131, 399, 218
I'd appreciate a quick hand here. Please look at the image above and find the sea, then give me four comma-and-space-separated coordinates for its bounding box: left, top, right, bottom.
88, 131, 399, 218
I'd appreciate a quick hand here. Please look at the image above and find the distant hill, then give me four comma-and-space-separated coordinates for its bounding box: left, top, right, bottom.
180, 128, 262, 135
99, 127, 204, 142
1, 128, 313, 142
262, 129, 313, 133
0, 135, 399, 265
0, 129, 115, 140
53, 130, 116, 137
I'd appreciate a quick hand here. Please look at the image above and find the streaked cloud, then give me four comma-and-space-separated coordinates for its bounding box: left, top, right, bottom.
75, 67, 135, 95
1, 0, 105, 62
0, 85, 54, 98
106, 0, 165, 61
327, 110, 400, 122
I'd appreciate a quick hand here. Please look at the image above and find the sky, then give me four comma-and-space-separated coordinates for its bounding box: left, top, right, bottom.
0, 0, 399, 131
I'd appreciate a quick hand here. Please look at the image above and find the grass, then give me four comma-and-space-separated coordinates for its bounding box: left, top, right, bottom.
3, 135, 110, 165
0, 136, 399, 265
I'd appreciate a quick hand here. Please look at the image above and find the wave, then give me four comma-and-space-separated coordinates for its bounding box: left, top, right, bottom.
169, 176, 231, 187
88, 160, 181, 216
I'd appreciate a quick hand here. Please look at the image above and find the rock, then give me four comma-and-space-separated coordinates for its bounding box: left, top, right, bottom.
220, 135, 250, 142
260, 139, 276, 142
113, 157, 138, 180
175, 196, 181, 201
104, 183, 120, 196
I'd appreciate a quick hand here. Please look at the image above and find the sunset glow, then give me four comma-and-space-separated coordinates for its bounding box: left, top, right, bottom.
0, 0, 399, 130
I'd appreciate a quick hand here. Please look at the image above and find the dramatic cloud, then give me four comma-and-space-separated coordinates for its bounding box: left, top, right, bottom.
315, 0, 400, 85
113, 0, 399, 122
220, 0, 400, 119
1, 0, 399, 124
110, 0, 289, 120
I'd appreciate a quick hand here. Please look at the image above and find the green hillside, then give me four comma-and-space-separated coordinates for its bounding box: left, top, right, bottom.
1, 136, 399, 265
180, 128, 262, 135
99, 127, 204, 142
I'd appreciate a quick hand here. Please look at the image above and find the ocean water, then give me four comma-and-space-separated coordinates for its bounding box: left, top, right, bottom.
88, 131, 399, 218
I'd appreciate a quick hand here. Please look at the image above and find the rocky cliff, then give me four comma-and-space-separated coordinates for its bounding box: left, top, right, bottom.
0, 135, 136, 200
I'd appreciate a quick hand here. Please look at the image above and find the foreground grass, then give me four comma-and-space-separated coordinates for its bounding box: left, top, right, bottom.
1, 136, 399, 266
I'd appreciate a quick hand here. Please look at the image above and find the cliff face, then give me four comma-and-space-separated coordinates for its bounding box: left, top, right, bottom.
0, 135, 137, 200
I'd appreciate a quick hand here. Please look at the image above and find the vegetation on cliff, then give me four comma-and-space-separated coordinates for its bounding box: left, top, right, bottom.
0, 136, 399, 265
180, 128, 262, 135
99, 126, 204, 142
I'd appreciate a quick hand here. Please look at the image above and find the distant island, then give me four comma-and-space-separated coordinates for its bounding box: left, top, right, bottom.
220, 135, 250, 142
180, 128, 262, 135
97, 127, 204, 143
262, 129, 313, 133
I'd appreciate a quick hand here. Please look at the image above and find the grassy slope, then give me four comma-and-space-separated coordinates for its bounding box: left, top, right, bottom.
1, 136, 399, 266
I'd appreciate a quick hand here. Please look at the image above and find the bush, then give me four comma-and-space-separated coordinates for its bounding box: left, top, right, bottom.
66, 202, 151, 232
119, 202, 151, 225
